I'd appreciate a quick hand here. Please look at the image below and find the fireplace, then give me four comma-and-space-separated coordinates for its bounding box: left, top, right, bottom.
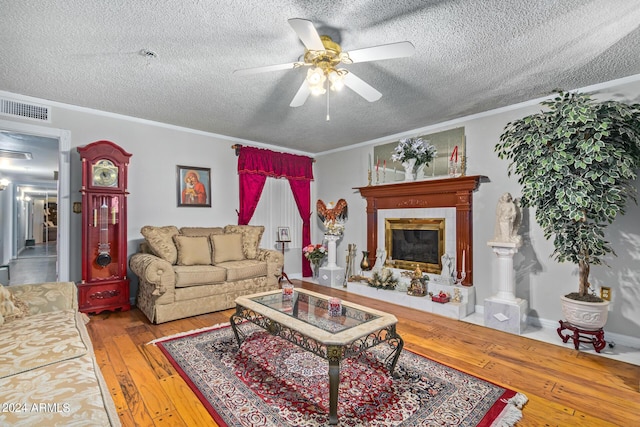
357, 175, 484, 286
385, 218, 445, 273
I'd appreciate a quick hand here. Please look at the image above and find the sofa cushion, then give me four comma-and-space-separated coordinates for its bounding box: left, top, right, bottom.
224, 225, 265, 260
217, 259, 268, 282
141, 225, 180, 264
174, 265, 227, 287
180, 227, 225, 237
0, 309, 88, 379
211, 233, 245, 263
173, 235, 212, 266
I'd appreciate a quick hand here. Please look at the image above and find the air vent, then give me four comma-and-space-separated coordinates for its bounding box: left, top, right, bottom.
0, 149, 33, 160
0, 98, 51, 123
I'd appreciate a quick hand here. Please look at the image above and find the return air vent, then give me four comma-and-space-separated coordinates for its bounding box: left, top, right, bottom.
0, 97, 51, 123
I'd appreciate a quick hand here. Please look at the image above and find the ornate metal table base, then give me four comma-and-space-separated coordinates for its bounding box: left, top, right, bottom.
230, 306, 404, 425
557, 320, 606, 353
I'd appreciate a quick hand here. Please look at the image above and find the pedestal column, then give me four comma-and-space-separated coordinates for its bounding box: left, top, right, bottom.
319, 234, 345, 288
325, 234, 339, 268
485, 240, 528, 334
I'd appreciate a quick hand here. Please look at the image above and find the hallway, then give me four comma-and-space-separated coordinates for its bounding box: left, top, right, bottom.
8, 241, 57, 285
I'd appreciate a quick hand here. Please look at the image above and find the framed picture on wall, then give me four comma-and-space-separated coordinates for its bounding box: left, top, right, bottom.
177, 165, 211, 207
277, 226, 291, 242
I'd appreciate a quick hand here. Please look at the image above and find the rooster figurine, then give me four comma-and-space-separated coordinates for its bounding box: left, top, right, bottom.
317, 199, 348, 235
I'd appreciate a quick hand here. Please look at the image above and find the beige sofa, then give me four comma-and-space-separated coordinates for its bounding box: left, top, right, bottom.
0, 282, 120, 426
130, 225, 284, 324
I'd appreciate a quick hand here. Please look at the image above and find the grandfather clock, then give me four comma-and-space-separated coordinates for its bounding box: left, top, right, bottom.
77, 140, 131, 314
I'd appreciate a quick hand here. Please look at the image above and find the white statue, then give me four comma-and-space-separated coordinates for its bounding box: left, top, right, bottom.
373, 248, 387, 271
493, 192, 522, 244
439, 253, 454, 283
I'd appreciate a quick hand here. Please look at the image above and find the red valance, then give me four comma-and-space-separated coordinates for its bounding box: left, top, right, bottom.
237, 146, 314, 181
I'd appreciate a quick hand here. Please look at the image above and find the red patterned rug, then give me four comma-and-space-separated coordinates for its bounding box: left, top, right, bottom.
153, 324, 527, 426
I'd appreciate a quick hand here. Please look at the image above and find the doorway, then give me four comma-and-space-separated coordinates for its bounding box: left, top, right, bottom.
0, 118, 71, 283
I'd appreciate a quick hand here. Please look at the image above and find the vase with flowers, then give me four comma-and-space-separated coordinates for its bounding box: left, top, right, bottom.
303, 244, 327, 278
391, 137, 438, 181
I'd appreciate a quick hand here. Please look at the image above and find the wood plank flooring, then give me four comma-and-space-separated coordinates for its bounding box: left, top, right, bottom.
85, 280, 640, 426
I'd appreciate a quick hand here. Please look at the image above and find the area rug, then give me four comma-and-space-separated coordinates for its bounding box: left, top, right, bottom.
153, 324, 527, 426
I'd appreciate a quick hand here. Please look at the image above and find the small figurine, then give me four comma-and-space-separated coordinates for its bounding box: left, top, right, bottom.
407, 265, 428, 297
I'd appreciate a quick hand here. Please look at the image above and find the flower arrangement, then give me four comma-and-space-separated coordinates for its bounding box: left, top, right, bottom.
303, 244, 327, 263
391, 137, 438, 166
367, 268, 399, 290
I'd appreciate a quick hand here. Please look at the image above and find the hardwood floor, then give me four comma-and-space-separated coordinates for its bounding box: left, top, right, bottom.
85, 280, 640, 426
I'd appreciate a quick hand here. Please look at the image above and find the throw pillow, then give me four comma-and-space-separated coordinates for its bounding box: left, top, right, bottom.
173, 235, 212, 266
211, 233, 245, 264
223, 225, 265, 259
0, 285, 27, 323
0, 284, 17, 318
141, 226, 180, 264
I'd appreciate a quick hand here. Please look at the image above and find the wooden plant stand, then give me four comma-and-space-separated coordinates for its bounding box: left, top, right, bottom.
557, 320, 606, 353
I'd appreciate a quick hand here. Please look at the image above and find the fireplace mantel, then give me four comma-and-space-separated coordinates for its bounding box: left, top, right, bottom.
356, 175, 485, 286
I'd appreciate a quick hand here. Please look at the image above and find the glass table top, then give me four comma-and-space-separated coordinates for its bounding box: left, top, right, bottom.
249, 290, 380, 334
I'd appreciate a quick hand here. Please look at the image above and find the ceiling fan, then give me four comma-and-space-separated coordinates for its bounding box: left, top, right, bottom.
233, 18, 415, 116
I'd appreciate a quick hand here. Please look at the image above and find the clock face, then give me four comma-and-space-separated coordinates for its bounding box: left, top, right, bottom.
92, 159, 118, 187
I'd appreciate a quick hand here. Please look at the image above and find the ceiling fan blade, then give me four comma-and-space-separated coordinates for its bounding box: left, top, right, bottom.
346, 41, 415, 63
288, 18, 325, 51
343, 72, 382, 102
290, 81, 311, 107
233, 62, 298, 76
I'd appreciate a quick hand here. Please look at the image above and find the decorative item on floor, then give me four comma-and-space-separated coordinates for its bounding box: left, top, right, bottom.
344, 243, 357, 285
405, 265, 428, 297
317, 199, 348, 287
367, 268, 398, 290
496, 90, 640, 337
359, 250, 370, 272
153, 324, 528, 427
303, 244, 327, 278
486, 193, 527, 334
391, 137, 437, 181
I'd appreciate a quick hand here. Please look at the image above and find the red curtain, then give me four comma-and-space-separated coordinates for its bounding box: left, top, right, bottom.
237, 146, 314, 276
288, 178, 312, 277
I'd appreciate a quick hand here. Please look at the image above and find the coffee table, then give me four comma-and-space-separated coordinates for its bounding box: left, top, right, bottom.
230, 288, 403, 425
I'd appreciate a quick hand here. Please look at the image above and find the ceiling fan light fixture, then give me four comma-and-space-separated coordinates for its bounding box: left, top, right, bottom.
307, 67, 327, 96
328, 68, 346, 91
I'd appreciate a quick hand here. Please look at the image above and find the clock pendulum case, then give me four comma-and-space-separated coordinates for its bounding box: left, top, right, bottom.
77, 140, 132, 314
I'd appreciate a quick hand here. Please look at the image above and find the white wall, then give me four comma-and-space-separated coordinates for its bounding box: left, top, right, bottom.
315, 77, 640, 339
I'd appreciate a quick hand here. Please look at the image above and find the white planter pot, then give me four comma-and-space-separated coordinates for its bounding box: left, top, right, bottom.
560, 295, 610, 330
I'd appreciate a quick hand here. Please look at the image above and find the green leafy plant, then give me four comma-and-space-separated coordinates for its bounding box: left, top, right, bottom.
495, 91, 640, 301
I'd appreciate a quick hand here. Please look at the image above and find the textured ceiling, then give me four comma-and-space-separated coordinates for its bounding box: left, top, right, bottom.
2, 0, 640, 155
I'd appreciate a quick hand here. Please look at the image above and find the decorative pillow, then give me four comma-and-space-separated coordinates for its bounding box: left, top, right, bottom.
211, 233, 245, 264
141, 226, 180, 264
223, 225, 265, 260
0, 285, 27, 324
180, 227, 224, 237
173, 235, 212, 266
0, 284, 17, 318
